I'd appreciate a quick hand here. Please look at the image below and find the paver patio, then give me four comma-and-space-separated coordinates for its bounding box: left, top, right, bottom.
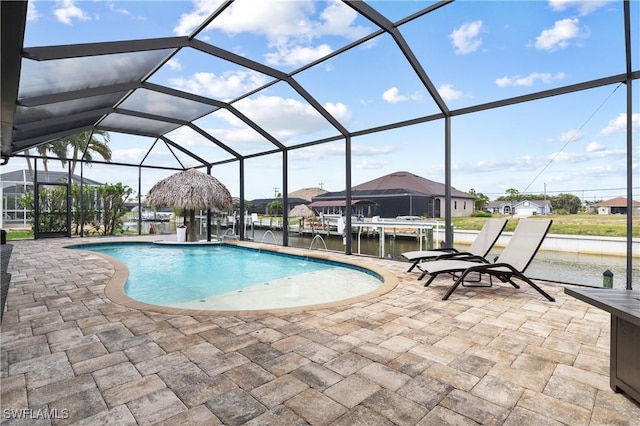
1, 237, 639, 425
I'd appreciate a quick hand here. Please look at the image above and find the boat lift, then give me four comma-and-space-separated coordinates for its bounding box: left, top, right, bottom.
348, 217, 448, 257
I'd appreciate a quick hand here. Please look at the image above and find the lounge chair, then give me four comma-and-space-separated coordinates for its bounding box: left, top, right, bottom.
417, 219, 554, 301
401, 218, 508, 272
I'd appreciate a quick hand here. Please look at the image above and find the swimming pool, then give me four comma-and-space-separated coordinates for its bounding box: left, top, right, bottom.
69, 242, 394, 313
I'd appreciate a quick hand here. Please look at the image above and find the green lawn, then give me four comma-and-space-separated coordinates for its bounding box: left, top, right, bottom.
5, 229, 33, 240
452, 214, 639, 238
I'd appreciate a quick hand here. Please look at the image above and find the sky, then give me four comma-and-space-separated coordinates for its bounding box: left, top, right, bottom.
5, 0, 639, 205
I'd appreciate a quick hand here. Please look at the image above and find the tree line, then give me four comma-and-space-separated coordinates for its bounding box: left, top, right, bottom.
469, 188, 590, 214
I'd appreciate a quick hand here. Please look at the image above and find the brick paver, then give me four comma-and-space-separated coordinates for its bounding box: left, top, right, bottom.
1, 237, 639, 425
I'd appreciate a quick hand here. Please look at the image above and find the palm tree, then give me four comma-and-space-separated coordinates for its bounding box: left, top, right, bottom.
468, 188, 490, 212
24, 142, 67, 182
55, 130, 112, 175
23, 130, 112, 180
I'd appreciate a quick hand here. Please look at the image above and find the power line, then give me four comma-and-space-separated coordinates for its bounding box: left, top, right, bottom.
485, 186, 639, 196
520, 83, 624, 194
487, 186, 639, 197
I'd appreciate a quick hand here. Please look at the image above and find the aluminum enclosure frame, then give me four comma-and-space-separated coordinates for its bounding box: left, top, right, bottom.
1, 0, 637, 287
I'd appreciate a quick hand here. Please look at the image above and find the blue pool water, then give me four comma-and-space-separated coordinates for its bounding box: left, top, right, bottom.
70, 242, 383, 309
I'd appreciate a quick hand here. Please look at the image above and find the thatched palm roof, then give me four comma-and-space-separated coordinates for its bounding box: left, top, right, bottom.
146, 169, 232, 211
289, 204, 315, 218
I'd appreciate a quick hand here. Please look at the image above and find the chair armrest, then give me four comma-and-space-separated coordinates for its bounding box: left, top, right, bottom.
430, 248, 459, 253
435, 252, 488, 262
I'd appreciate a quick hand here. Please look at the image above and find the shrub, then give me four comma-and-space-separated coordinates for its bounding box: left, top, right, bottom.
473, 211, 492, 217
19, 181, 133, 236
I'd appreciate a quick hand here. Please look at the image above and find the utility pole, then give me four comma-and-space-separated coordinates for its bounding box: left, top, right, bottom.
273, 187, 279, 198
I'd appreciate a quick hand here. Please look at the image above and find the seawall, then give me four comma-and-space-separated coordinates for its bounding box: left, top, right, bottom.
453, 230, 640, 258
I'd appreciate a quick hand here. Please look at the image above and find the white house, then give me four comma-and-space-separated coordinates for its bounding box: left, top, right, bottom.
513, 200, 551, 216
486, 199, 552, 216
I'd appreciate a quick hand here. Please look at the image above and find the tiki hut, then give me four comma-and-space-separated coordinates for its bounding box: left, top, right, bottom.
146, 169, 232, 241
289, 204, 315, 218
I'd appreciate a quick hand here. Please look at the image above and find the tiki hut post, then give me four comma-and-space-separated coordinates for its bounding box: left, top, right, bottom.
187, 209, 196, 242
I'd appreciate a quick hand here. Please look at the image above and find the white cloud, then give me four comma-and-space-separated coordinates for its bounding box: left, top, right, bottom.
173, 0, 224, 36
289, 145, 342, 161
106, 2, 131, 17
600, 112, 640, 136
177, 0, 311, 37
474, 155, 538, 172
324, 102, 352, 122
206, 127, 269, 147
449, 20, 483, 55
548, 151, 584, 163
557, 129, 582, 143
169, 70, 270, 101
352, 145, 395, 156
218, 95, 351, 142
438, 84, 463, 101
166, 59, 182, 71
547, 147, 626, 163
174, 0, 370, 67
166, 125, 276, 160
495, 72, 566, 87
548, 0, 614, 16
586, 141, 605, 152
54, 0, 90, 25
289, 143, 393, 162
165, 127, 208, 147
27, 1, 41, 21
474, 143, 625, 171
580, 164, 620, 177
382, 87, 406, 104
356, 159, 390, 170
264, 44, 333, 67
535, 18, 585, 51
381, 87, 421, 104
183, 0, 369, 40
316, 0, 370, 39
536, 165, 621, 190
111, 148, 149, 163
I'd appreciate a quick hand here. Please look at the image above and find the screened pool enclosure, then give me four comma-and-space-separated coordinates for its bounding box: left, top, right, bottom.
1, 0, 637, 286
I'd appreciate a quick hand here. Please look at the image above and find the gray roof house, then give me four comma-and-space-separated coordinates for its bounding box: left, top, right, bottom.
1, 169, 103, 188
1, 169, 104, 227
594, 197, 640, 215
309, 171, 475, 218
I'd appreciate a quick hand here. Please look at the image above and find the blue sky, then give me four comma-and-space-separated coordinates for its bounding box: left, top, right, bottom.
8, 0, 639, 204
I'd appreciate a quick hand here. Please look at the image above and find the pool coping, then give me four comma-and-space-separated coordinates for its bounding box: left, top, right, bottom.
65, 238, 399, 316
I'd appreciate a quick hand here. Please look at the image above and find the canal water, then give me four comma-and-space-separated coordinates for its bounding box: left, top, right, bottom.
255, 230, 637, 290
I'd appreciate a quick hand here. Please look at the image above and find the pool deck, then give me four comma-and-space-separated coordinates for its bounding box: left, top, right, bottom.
1, 236, 639, 425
